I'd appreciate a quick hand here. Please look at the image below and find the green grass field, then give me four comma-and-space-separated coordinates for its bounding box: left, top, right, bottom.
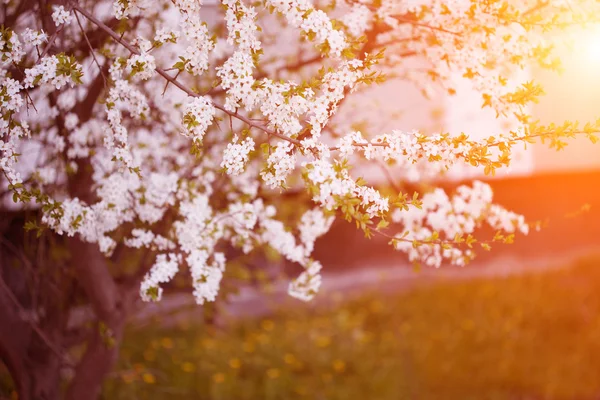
105, 257, 600, 400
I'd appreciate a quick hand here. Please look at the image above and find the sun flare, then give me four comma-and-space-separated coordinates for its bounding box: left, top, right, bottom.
581, 26, 600, 63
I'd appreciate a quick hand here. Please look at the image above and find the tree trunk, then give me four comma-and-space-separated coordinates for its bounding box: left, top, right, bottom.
0, 252, 62, 400
0, 273, 33, 400
65, 240, 128, 400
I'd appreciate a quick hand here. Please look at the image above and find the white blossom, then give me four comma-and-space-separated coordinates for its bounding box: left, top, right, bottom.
21, 28, 48, 47
181, 96, 216, 143
140, 254, 180, 302
51, 6, 73, 27
221, 135, 255, 175
126, 52, 156, 80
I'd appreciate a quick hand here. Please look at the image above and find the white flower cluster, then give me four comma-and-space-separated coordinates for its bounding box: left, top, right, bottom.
187, 250, 226, 304
142, 195, 328, 305
266, 0, 347, 56
126, 52, 156, 81
174, 195, 220, 252
260, 141, 296, 188
64, 113, 78, 130
21, 28, 47, 47
140, 254, 180, 302
23, 55, 82, 90
43, 198, 96, 238
225, 201, 259, 252
288, 260, 323, 301
337, 130, 367, 158
214, 6, 377, 139
104, 74, 150, 168
372, 0, 552, 116
124, 229, 174, 251
304, 158, 389, 218
261, 219, 305, 263
216, 51, 256, 112
67, 121, 95, 159
340, 4, 373, 38
298, 208, 334, 256
180, 96, 216, 143
167, 195, 225, 304
113, 0, 146, 19
51, 6, 73, 27
307, 59, 366, 138
154, 28, 179, 45
0, 29, 24, 64
0, 77, 23, 112
221, 135, 255, 175
173, 0, 215, 75
108, 67, 150, 118
223, 0, 261, 52
0, 119, 28, 189
260, 81, 311, 136
337, 129, 523, 182
392, 181, 528, 267
135, 172, 179, 224
259, 209, 332, 302
39, 169, 180, 257
217, 0, 262, 113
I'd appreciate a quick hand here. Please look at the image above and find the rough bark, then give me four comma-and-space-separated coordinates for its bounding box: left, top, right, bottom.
0, 239, 63, 400
0, 272, 33, 400
64, 240, 128, 400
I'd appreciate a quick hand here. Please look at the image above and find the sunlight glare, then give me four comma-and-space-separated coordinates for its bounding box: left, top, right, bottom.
581, 26, 600, 63
586, 38, 600, 63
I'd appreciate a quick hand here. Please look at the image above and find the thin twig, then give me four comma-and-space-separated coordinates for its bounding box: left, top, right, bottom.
393, 15, 460, 35
376, 160, 402, 193
0, 265, 72, 366
11, 62, 38, 113
73, 10, 107, 86
39, 24, 67, 60
522, 1, 549, 16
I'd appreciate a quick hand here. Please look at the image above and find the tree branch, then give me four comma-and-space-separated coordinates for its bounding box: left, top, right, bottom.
69, 3, 303, 147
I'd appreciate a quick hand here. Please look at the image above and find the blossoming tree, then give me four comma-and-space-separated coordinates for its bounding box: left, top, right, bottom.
1, 0, 599, 397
